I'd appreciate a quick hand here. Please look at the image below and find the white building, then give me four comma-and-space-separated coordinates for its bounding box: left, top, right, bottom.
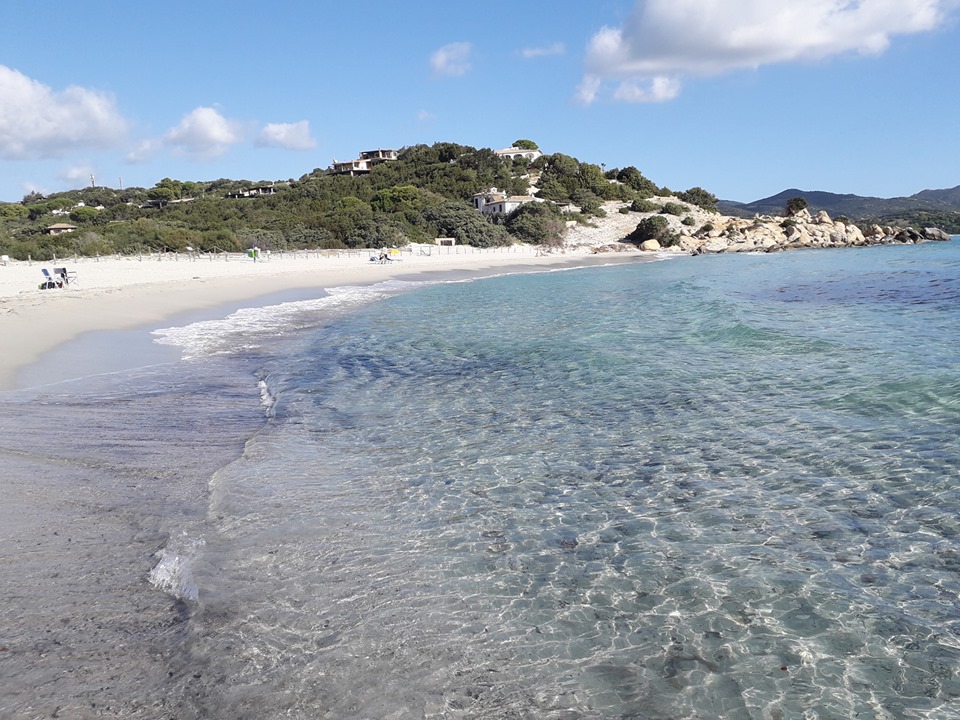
494, 146, 542, 162
472, 188, 537, 215
331, 148, 399, 175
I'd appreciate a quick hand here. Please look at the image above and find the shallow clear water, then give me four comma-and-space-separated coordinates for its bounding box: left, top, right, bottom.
2, 244, 959, 719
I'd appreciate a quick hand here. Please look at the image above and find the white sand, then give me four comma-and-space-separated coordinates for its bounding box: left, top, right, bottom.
0, 245, 621, 389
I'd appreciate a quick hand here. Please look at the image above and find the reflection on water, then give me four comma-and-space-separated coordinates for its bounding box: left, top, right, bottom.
3, 243, 959, 719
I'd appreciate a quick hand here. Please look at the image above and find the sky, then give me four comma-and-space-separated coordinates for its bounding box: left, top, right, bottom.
2, 0, 959, 204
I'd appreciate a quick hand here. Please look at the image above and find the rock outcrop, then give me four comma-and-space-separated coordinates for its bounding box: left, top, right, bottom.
685, 208, 951, 255
562, 199, 953, 256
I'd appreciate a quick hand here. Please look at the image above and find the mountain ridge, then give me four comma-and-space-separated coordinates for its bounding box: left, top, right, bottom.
719, 185, 960, 230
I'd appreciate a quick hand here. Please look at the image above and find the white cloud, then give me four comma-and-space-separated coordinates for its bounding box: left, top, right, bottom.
613, 76, 682, 103
59, 164, 95, 185
574, 75, 602, 105
582, 0, 957, 103
256, 120, 316, 151
125, 138, 160, 164
0, 65, 127, 159
164, 106, 241, 159
521, 42, 566, 58
417, 109, 436, 122
431, 42, 473, 77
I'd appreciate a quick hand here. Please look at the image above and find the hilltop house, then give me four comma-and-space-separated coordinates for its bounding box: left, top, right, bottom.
226, 184, 281, 199
494, 146, 542, 162
472, 188, 537, 215
331, 148, 399, 175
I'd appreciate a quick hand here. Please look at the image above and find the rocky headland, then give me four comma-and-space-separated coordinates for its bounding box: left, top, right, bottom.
568, 199, 953, 255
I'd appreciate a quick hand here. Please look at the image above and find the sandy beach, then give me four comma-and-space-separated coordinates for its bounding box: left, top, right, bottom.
0, 245, 627, 390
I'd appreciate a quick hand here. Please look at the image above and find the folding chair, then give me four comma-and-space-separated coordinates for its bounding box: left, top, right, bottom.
39, 268, 60, 289
53, 267, 79, 287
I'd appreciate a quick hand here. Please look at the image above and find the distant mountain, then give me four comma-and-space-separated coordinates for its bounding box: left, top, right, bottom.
911, 186, 960, 205
719, 185, 960, 221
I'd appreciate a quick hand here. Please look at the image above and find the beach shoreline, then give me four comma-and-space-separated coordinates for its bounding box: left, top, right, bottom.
0, 246, 644, 390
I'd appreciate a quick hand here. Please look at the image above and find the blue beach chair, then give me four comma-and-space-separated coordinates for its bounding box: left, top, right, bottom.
39, 268, 60, 289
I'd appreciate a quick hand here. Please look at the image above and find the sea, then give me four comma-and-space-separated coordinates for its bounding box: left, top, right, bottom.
1, 240, 958, 720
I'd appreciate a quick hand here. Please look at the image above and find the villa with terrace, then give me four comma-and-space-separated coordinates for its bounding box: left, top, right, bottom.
330, 148, 399, 175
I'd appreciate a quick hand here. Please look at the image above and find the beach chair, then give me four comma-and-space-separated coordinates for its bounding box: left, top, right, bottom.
53, 267, 79, 287
39, 268, 60, 289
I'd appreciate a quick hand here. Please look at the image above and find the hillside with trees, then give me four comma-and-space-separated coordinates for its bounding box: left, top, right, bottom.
7, 139, 948, 261
0, 141, 712, 261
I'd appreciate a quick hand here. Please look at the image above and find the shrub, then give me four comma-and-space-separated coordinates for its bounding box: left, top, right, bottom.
785, 197, 808, 216
660, 202, 688, 216
630, 198, 659, 213
504, 202, 565, 246
676, 186, 719, 212
627, 215, 680, 247
681, 215, 696, 226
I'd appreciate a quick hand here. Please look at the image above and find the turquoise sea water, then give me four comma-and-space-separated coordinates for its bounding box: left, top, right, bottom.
2, 241, 959, 719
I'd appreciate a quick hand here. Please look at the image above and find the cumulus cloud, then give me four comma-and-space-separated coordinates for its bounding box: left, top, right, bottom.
581, 0, 957, 103
612, 76, 682, 103
521, 42, 566, 58
575, 75, 602, 105
164, 106, 242, 159
431, 42, 472, 76
0, 65, 127, 159
59, 164, 96, 185
125, 138, 160, 164
256, 120, 316, 150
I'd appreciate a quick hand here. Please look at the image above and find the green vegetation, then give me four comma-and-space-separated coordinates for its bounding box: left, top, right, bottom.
503, 203, 566, 246
627, 215, 680, 247
785, 197, 808, 216
875, 210, 960, 234
659, 202, 689, 216
609, 166, 661, 198
676, 186, 718, 212
0, 140, 712, 260
629, 198, 660, 213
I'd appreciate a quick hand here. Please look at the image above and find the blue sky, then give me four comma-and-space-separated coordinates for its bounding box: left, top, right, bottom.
2, 0, 959, 204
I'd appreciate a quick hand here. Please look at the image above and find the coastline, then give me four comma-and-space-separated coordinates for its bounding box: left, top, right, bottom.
0, 247, 643, 390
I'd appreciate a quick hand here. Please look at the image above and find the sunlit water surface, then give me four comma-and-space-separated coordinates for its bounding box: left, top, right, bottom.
3, 243, 959, 719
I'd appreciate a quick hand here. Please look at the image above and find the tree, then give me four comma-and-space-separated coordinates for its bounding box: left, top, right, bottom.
677, 186, 718, 212
504, 203, 565, 246
785, 197, 808, 216
421, 202, 512, 247
615, 166, 659, 197
0, 203, 28, 220
577, 163, 615, 199
69, 206, 99, 224
148, 187, 175, 207
156, 177, 184, 199
512, 139, 539, 150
